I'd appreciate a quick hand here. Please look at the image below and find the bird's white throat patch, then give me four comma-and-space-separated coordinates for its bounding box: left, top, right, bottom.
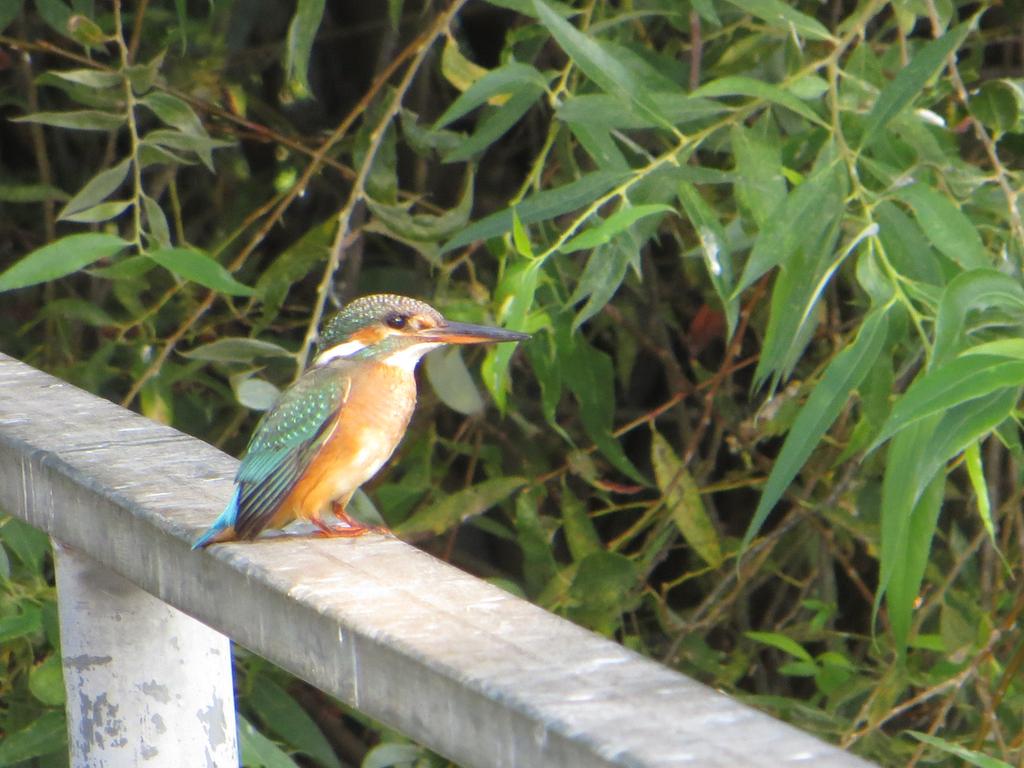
381, 342, 443, 372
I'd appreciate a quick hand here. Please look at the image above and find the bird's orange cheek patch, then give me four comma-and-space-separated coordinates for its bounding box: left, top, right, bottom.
351, 326, 390, 346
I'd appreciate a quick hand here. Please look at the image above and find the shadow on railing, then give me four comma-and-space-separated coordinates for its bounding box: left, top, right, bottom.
0, 353, 874, 767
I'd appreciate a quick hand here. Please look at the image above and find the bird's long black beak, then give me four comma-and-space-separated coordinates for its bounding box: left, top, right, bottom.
422, 320, 530, 345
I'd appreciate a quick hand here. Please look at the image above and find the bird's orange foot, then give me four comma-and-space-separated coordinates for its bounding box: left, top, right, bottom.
312, 514, 388, 538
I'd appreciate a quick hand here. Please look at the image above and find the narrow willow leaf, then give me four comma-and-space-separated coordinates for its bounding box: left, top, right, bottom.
434, 59, 540, 128
140, 92, 206, 135
568, 551, 638, 634
59, 157, 131, 218
0, 710, 66, 764
284, 0, 325, 96
556, 93, 725, 130
442, 170, 628, 252
860, 21, 972, 148
0, 182, 69, 203
886, 470, 944, 655
734, 147, 844, 298
0, 233, 130, 291
729, 119, 785, 229
434, 61, 544, 127
559, 203, 672, 253
481, 256, 538, 408
745, 631, 813, 661
182, 338, 293, 363
910, 731, 1017, 768
395, 477, 526, 537
932, 270, 1024, 365
963, 441, 996, 545
49, 68, 122, 89
569, 237, 633, 331
960, 339, 1024, 360
424, 347, 484, 415
677, 182, 737, 337
693, 75, 827, 126
558, 327, 646, 484
561, 484, 602, 562
0, 0, 23, 33
146, 247, 254, 296
12, 109, 124, 130
367, 169, 474, 243
651, 430, 722, 567
895, 183, 989, 271
60, 199, 132, 223
533, 0, 672, 129
723, 0, 834, 41
516, 490, 558, 595
742, 308, 889, 552
870, 355, 1024, 451
443, 85, 543, 163
141, 193, 172, 249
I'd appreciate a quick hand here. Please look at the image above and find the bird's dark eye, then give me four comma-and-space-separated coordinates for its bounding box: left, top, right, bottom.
386, 313, 408, 330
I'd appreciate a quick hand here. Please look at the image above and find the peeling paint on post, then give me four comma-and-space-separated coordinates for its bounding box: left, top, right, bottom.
55, 544, 237, 767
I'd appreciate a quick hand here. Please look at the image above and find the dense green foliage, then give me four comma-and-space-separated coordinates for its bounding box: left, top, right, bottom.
1, 0, 1022, 766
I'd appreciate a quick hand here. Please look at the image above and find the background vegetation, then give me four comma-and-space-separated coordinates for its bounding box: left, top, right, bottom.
1, 0, 1022, 766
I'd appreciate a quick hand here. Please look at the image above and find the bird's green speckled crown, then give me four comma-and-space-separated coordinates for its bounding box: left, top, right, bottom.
318, 294, 440, 350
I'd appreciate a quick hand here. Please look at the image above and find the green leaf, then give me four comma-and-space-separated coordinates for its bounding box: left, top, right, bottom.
723, 0, 834, 41
238, 714, 301, 768
49, 68, 122, 89
909, 732, 1015, 768
860, 21, 972, 148
693, 76, 827, 126
745, 631, 813, 661
677, 182, 737, 337
59, 157, 132, 218
481, 256, 538, 409
963, 441, 996, 546
395, 477, 526, 537
558, 327, 646, 484
743, 308, 889, 551
729, 119, 785, 229
182, 337, 293, 363
969, 79, 1023, 135
366, 169, 474, 243
568, 237, 633, 331
140, 92, 206, 135
0, 0, 23, 33
932, 270, 1024, 365
0, 182, 69, 203
442, 170, 628, 252
284, 0, 326, 97
651, 430, 722, 567
568, 551, 638, 634
533, 0, 672, 130
557, 93, 725, 130
560, 485, 601, 562
146, 247, 255, 296
559, 204, 672, 253
515, 490, 558, 595
0, 233, 130, 291
870, 355, 1024, 451
11, 109, 125, 130
234, 376, 281, 411
894, 183, 989, 271
443, 86, 544, 163
246, 676, 340, 768
0, 605, 42, 643
434, 62, 547, 128
61, 200, 132, 223
142, 193, 172, 249
0, 710, 67, 765
424, 347, 484, 415
29, 654, 65, 707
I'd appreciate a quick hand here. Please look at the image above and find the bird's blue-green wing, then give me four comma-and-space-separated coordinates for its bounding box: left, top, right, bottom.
232, 366, 348, 538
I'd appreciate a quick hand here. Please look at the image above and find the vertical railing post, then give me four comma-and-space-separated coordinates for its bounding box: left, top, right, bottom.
54, 543, 238, 766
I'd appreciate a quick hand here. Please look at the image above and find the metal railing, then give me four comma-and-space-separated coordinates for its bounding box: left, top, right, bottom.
0, 353, 874, 767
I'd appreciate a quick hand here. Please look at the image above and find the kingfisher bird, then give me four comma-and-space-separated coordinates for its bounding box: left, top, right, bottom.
193, 294, 529, 548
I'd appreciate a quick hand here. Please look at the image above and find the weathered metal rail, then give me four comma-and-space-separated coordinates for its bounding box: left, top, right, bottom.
0, 353, 874, 767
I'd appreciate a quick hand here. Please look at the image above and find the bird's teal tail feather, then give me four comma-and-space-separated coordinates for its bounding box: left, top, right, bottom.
192, 487, 240, 549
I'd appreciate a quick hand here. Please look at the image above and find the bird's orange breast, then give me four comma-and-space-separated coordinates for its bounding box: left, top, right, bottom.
273, 363, 418, 526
